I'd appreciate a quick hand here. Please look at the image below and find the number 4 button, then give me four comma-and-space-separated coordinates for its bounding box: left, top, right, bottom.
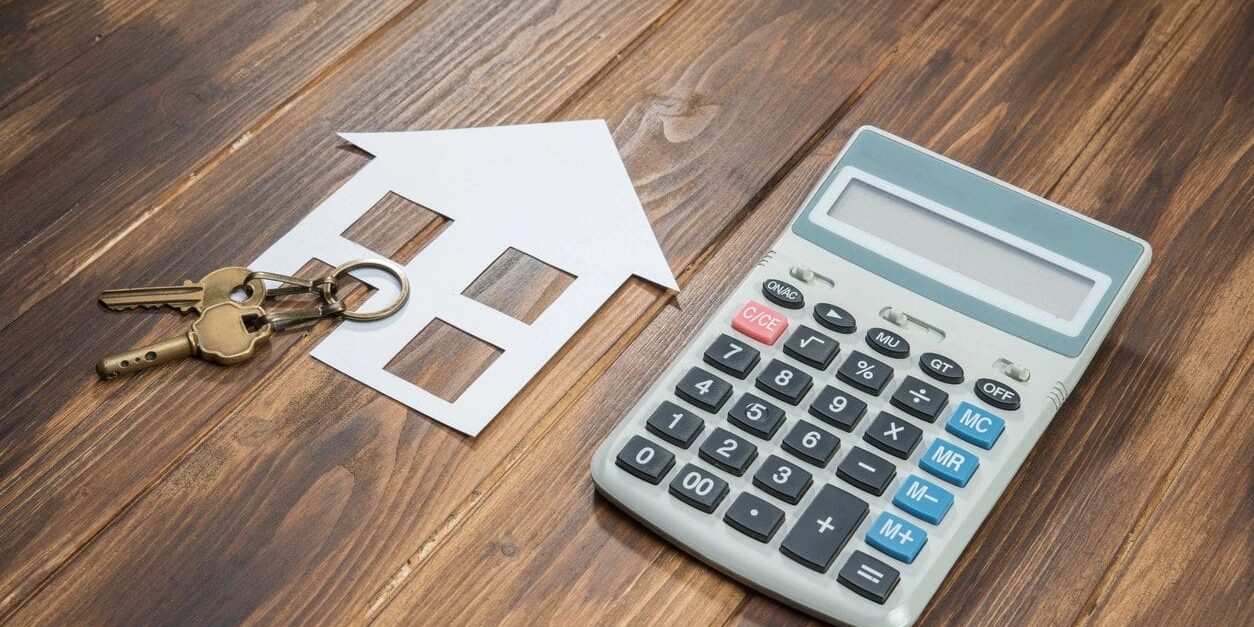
783, 325, 840, 369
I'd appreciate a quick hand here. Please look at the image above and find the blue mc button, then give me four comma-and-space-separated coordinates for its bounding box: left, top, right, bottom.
892, 474, 954, 524
945, 402, 1005, 449
920, 439, 979, 487
866, 511, 927, 563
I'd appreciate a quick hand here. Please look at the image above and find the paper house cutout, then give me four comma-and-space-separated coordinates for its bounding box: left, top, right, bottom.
252, 120, 676, 435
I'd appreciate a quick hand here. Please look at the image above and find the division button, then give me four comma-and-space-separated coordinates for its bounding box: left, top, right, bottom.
762, 278, 804, 309
724, 492, 785, 542
731, 300, 789, 345
837, 350, 894, 396
783, 325, 840, 370
808, 385, 867, 432
779, 485, 868, 573
838, 551, 900, 604
890, 375, 949, 422
615, 435, 675, 484
645, 401, 704, 448
675, 367, 733, 412
974, 377, 1021, 410
836, 446, 897, 496
669, 463, 729, 513
919, 352, 964, 384
703, 333, 760, 379
866, 327, 910, 358
863, 411, 922, 459
813, 303, 856, 334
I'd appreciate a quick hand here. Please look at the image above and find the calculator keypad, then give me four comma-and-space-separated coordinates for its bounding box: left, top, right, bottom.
755, 359, 813, 404
862, 411, 922, 459
866, 327, 910, 358
698, 428, 758, 476
615, 435, 675, 484
837, 350, 894, 395
808, 385, 867, 432
812, 302, 857, 334
890, 375, 949, 422
703, 333, 760, 379
675, 367, 732, 412
838, 551, 900, 604
837, 447, 896, 496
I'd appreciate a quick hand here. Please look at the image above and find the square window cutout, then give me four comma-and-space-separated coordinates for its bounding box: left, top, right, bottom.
341, 192, 450, 264
462, 248, 574, 324
385, 319, 502, 403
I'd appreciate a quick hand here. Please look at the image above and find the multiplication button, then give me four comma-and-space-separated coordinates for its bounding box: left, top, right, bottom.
838, 551, 899, 604
837, 351, 894, 396
863, 411, 922, 459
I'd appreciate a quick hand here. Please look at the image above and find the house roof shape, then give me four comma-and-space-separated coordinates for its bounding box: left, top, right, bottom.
339, 120, 678, 291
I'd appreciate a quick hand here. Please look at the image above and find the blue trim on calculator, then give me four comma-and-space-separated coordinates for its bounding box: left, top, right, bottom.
790, 128, 1146, 356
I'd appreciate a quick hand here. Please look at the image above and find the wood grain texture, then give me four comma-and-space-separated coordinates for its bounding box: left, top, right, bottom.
0, 0, 678, 619
374, 0, 1215, 623
3, 0, 939, 623
0, 0, 422, 330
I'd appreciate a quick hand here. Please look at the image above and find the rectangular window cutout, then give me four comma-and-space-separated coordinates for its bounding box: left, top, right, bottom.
341, 192, 450, 264
461, 248, 574, 324
385, 319, 502, 403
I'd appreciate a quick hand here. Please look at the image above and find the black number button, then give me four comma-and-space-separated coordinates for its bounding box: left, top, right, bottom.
808, 385, 867, 432
781, 421, 840, 467
862, 411, 922, 459
779, 485, 868, 573
668, 463, 729, 513
890, 375, 949, 422
866, 327, 910, 358
783, 325, 840, 370
727, 393, 785, 440
838, 551, 900, 604
755, 359, 813, 405
675, 367, 732, 412
615, 435, 675, 484
703, 333, 760, 379
698, 428, 758, 476
762, 278, 804, 309
920, 352, 964, 384
813, 303, 856, 334
724, 493, 785, 542
645, 401, 704, 448
752, 455, 813, 504
837, 351, 894, 395
836, 446, 897, 496
975, 377, 1022, 410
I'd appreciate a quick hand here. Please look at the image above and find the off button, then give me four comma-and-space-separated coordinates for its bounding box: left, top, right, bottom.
762, 279, 804, 309
975, 378, 1021, 411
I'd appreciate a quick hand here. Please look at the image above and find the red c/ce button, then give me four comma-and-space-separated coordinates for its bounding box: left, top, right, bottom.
731, 300, 789, 345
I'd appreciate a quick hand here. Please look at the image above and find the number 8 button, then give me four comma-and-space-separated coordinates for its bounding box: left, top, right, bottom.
755, 359, 813, 404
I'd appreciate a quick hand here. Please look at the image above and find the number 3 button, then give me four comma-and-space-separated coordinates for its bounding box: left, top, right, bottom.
753, 455, 813, 504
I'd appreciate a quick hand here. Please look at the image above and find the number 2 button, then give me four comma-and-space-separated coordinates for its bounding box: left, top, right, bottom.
755, 359, 813, 405
699, 428, 758, 476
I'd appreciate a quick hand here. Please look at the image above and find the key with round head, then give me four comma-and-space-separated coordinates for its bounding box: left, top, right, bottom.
98, 266, 266, 313
96, 301, 272, 379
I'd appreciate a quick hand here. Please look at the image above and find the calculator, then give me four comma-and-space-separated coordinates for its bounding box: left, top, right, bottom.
591, 127, 1151, 626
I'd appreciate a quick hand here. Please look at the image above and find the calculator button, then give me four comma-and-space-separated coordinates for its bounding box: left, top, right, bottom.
752, 455, 813, 504
808, 385, 867, 431
781, 421, 840, 467
974, 377, 1021, 411
892, 474, 953, 524
838, 551, 900, 604
866, 511, 928, 563
675, 367, 732, 412
731, 300, 789, 345
866, 327, 910, 358
945, 401, 1005, 449
890, 376, 949, 422
836, 351, 894, 396
702, 333, 760, 379
920, 352, 964, 384
615, 435, 675, 484
645, 401, 704, 448
727, 393, 785, 440
863, 411, 922, 459
782, 325, 840, 370
724, 493, 785, 542
813, 303, 856, 334
837, 446, 896, 496
762, 278, 804, 309
698, 428, 758, 476
754, 359, 813, 405
920, 439, 980, 487
669, 464, 729, 513
779, 485, 868, 573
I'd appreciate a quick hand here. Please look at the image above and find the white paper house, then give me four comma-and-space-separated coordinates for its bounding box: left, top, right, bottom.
253, 120, 677, 435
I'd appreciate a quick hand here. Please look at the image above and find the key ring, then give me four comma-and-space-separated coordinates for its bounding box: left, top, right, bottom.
319, 258, 410, 321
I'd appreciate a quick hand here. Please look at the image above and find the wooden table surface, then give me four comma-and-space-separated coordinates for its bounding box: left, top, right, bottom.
1, 0, 1250, 625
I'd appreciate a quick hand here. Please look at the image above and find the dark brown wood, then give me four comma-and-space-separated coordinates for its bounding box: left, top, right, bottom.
0, 0, 1248, 625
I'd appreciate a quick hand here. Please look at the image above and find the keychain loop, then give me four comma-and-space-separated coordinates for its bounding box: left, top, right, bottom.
320, 259, 410, 321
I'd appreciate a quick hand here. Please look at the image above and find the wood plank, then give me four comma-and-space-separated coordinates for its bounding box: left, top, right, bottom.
0, 0, 937, 623
0, 0, 423, 329
0, 0, 680, 619
0, 0, 158, 109
1080, 342, 1252, 626
371, 0, 1209, 623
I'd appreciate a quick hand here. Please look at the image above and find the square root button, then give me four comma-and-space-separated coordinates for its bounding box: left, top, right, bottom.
945, 402, 1005, 449
919, 439, 979, 487
731, 300, 789, 345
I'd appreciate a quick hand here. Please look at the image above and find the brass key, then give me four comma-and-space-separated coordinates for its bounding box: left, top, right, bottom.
98, 266, 266, 313
96, 302, 272, 379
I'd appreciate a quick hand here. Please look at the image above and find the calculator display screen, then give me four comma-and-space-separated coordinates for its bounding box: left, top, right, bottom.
823, 178, 1102, 327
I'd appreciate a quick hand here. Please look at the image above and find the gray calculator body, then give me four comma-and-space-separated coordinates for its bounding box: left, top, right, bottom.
591, 127, 1151, 626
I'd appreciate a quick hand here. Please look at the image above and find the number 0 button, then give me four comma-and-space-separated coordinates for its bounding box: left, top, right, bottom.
615, 435, 675, 484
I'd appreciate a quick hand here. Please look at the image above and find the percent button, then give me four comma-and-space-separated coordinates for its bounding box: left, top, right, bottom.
837, 350, 894, 396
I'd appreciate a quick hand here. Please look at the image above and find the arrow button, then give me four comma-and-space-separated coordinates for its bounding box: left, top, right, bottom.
813, 303, 856, 334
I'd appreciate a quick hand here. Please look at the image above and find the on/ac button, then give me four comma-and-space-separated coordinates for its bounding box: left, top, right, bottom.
762, 279, 804, 309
